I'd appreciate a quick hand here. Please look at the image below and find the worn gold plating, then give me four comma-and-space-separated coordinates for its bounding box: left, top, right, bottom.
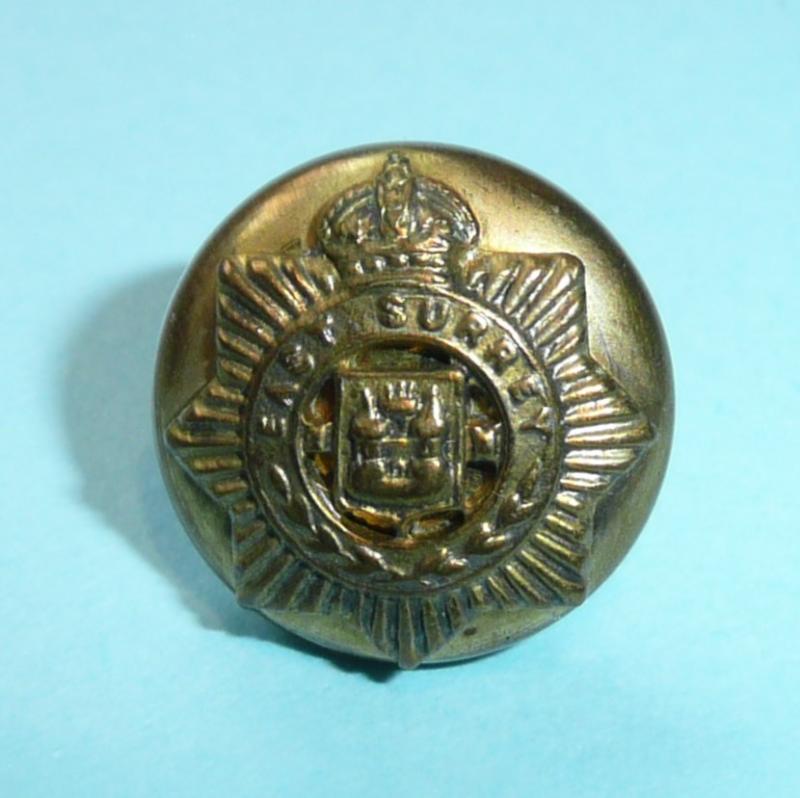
157, 147, 672, 667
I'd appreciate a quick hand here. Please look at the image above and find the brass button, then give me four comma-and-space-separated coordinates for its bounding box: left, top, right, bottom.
155, 145, 673, 668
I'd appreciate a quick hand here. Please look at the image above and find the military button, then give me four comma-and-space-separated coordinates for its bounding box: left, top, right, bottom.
155, 145, 673, 668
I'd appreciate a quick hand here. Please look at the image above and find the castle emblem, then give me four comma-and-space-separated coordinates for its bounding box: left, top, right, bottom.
336, 370, 465, 528
165, 153, 654, 667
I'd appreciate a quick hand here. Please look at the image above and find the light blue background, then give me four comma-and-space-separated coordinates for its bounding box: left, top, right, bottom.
2, 1, 798, 796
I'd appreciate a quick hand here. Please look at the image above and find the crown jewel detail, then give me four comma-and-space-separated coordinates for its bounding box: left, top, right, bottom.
318, 153, 479, 277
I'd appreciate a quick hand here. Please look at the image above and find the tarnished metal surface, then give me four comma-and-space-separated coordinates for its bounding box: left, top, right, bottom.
155, 145, 673, 667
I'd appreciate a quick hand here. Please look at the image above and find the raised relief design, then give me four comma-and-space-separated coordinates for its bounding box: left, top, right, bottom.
166, 153, 653, 667
336, 371, 465, 527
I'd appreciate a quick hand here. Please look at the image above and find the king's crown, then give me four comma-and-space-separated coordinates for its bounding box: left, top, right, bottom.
317, 152, 478, 281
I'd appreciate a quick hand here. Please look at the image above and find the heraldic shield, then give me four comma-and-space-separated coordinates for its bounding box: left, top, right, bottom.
334, 368, 466, 529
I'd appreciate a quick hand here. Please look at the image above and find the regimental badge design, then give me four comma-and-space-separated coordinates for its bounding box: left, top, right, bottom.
166, 152, 654, 667
334, 369, 466, 527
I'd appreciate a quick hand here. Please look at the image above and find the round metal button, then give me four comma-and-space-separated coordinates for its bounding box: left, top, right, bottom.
155, 144, 673, 667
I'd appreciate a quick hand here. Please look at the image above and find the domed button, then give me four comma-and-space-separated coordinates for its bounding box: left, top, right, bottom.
155, 145, 673, 668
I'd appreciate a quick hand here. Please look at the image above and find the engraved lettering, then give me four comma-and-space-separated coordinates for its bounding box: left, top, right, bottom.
282, 342, 315, 375
508, 373, 547, 404
485, 337, 518, 373
376, 293, 407, 328
418, 298, 450, 331
260, 414, 287, 437
455, 312, 489, 347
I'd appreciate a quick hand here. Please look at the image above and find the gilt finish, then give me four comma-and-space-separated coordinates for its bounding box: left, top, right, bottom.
155, 146, 673, 667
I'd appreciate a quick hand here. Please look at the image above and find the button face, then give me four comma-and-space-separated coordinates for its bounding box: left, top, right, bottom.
155, 145, 673, 668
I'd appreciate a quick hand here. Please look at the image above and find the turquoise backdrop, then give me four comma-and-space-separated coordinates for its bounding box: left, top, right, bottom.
2, 2, 798, 796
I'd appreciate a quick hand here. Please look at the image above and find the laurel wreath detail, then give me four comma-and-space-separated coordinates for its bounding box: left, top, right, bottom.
265, 462, 539, 582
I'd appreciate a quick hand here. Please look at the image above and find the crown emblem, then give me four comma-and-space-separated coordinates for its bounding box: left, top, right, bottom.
317, 152, 479, 281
